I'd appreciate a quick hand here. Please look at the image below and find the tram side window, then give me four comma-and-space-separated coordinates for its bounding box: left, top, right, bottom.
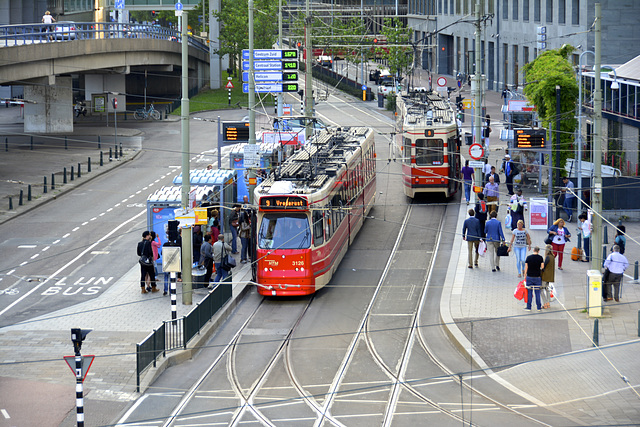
415, 138, 444, 166
403, 137, 412, 163
313, 210, 324, 246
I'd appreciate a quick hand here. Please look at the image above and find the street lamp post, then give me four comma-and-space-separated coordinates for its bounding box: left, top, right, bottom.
577, 50, 594, 216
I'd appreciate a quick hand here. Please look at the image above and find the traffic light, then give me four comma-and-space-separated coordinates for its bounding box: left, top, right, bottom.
71, 328, 92, 355
296, 41, 302, 48
151, 10, 156, 17
373, 38, 378, 44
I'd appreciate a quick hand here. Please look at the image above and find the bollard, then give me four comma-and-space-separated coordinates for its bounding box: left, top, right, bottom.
603, 225, 608, 244
63, 167, 67, 184
77, 163, 81, 178
98, 135, 101, 150
124, 111, 127, 121
109, 147, 113, 161
19, 189, 23, 206
30, 136, 33, 150
165, 106, 169, 119
114, 144, 118, 160
119, 143, 123, 158
44, 176, 47, 193
638, 311, 640, 337
64, 135, 68, 150
70, 166, 74, 181
635, 261, 639, 281
593, 318, 599, 347
100, 151, 104, 166
578, 233, 582, 250
9, 197, 12, 210
5, 137, 7, 152
28, 185, 31, 201
88, 157, 91, 173
51, 173, 55, 190
602, 246, 607, 268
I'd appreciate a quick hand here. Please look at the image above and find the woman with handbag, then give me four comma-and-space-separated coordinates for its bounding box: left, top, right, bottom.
507, 220, 531, 278
540, 244, 556, 309
548, 218, 571, 270
137, 231, 158, 294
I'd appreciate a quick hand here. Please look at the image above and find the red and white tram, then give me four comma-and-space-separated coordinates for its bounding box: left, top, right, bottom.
253, 126, 376, 296
395, 90, 460, 198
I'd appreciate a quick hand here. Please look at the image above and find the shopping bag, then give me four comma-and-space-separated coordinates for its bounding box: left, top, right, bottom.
478, 240, 487, 257
548, 283, 556, 302
514, 280, 528, 303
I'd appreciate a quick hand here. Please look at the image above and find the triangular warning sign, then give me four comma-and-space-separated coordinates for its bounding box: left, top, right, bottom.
225, 81, 234, 89
64, 355, 95, 382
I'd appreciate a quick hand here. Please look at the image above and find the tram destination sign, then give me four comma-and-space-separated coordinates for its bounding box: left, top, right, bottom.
515, 128, 547, 149
260, 196, 308, 210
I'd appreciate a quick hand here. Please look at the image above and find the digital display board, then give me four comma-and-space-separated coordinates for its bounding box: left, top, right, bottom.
259, 196, 308, 210
223, 122, 250, 143
515, 128, 546, 149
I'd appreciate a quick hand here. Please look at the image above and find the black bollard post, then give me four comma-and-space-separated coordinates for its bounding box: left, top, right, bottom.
109, 147, 112, 161
98, 135, 101, 150
28, 185, 31, 201
635, 261, 638, 281
602, 246, 607, 269
638, 311, 640, 337
64, 135, 68, 150
114, 144, 118, 160
119, 143, 123, 158
19, 189, 23, 206
51, 173, 55, 190
88, 157, 91, 173
5, 137, 7, 152
70, 166, 74, 181
603, 225, 608, 244
578, 233, 582, 250
100, 151, 104, 166
63, 167, 67, 184
593, 318, 599, 347
30, 136, 33, 150
165, 106, 169, 119
77, 163, 81, 178
44, 176, 47, 193
9, 197, 12, 210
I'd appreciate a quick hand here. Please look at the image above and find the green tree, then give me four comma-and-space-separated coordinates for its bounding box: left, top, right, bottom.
522, 45, 578, 172
376, 18, 412, 78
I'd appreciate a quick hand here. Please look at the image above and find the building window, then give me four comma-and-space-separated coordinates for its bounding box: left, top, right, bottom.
559, 0, 566, 23
444, 0, 448, 14
513, 0, 519, 20
464, 0, 469, 14
524, 46, 529, 66
534, 0, 541, 22
523, 0, 530, 21
503, 0, 509, 19
546, 0, 553, 22
504, 43, 509, 88
572, 0, 579, 25
451, 0, 455, 14
456, 0, 461, 14
513, 45, 519, 89
488, 0, 495, 14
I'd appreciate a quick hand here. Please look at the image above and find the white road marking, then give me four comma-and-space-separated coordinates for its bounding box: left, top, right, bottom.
82, 221, 88, 226
114, 203, 120, 207
17, 245, 36, 249
90, 217, 96, 221
6, 270, 15, 275
107, 208, 113, 212
99, 212, 105, 216
19, 262, 27, 266
121, 198, 128, 203
62, 233, 70, 238
1, 409, 9, 419
114, 395, 148, 427
90, 251, 110, 255
52, 240, 60, 244
0, 209, 146, 319
42, 246, 50, 251
72, 227, 79, 232
30, 254, 39, 259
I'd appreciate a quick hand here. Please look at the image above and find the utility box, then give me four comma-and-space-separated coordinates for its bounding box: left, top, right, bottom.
587, 269, 603, 317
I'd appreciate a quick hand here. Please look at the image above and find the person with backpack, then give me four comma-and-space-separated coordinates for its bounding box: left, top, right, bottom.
614, 225, 626, 255
509, 188, 526, 230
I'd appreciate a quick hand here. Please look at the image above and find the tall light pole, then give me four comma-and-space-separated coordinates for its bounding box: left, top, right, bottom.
248, 0, 256, 204
577, 50, 595, 216
180, 11, 192, 304
591, 2, 602, 271
304, 0, 313, 141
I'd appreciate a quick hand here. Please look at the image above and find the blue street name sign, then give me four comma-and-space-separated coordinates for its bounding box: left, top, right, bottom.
115, 0, 125, 9
242, 49, 298, 60
243, 83, 299, 93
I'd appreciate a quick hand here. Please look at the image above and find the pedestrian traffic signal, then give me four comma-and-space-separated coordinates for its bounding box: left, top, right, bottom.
373, 38, 378, 44
71, 328, 92, 354
151, 10, 156, 17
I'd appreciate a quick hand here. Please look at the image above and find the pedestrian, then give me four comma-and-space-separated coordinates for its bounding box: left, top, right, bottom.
212, 234, 233, 284
509, 187, 526, 230
200, 234, 214, 284
603, 245, 628, 302
578, 213, 591, 262
483, 175, 500, 215
192, 225, 203, 264
524, 246, 545, 311
502, 154, 515, 196
540, 244, 556, 309
484, 165, 501, 186
462, 208, 482, 269
137, 231, 158, 294
484, 210, 505, 272
461, 160, 474, 204
208, 209, 220, 243
482, 115, 491, 150
507, 219, 531, 278
475, 192, 488, 238
206, 164, 213, 170
149, 231, 162, 291
501, 85, 509, 106
613, 225, 626, 255
239, 208, 251, 263
548, 218, 571, 270
482, 159, 492, 185
229, 204, 241, 254
561, 176, 575, 222
42, 11, 56, 41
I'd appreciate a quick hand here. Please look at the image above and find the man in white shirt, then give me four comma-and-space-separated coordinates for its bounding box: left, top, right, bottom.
578, 213, 591, 262
603, 245, 628, 302
42, 11, 56, 41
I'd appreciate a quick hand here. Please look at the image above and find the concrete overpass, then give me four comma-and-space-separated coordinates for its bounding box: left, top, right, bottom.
0, 24, 211, 133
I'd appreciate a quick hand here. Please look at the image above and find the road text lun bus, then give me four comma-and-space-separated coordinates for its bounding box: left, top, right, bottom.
395, 89, 460, 198
254, 126, 376, 296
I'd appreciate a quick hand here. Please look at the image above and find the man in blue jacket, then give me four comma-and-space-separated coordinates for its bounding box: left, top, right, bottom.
485, 210, 505, 272
462, 209, 482, 269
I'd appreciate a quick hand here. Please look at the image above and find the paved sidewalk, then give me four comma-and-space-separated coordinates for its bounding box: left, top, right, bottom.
441, 89, 640, 425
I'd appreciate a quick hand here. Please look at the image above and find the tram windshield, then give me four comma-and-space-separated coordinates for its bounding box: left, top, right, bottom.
258, 213, 311, 249
415, 138, 444, 166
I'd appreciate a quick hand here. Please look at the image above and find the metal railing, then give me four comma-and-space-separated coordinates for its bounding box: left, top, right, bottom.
0, 22, 208, 52
135, 276, 233, 391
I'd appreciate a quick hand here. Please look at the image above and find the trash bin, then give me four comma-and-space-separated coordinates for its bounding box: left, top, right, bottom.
378, 94, 385, 108
192, 265, 207, 289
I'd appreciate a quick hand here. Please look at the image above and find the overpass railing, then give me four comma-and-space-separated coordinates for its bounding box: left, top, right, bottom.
0, 22, 208, 52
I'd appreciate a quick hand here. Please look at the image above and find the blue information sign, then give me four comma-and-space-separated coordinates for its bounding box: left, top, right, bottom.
115, 0, 125, 9
175, 2, 183, 11
243, 83, 299, 93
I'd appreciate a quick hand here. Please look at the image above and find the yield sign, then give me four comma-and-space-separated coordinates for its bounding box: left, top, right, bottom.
64, 355, 95, 382
225, 81, 234, 89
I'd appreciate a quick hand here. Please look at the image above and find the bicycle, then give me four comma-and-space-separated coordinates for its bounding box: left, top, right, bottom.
134, 104, 161, 120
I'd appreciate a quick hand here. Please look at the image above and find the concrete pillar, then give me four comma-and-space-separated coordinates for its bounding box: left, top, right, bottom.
24, 76, 73, 133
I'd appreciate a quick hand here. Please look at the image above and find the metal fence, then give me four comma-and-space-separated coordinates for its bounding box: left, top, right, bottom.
136, 277, 233, 391
0, 22, 208, 52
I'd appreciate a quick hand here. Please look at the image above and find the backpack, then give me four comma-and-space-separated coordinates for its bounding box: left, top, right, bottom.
614, 236, 625, 255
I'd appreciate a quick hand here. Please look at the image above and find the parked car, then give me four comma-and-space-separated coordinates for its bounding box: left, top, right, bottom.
54, 21, 77, 40
377, 80, 396, 96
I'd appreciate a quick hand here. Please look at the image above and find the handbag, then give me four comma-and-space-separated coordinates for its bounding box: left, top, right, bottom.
220, 246, 236, 271
477, 240, 487, 257
497, 243, 509, 257
602, 268, 610, 284
139, 255, 153, 267
544, 234, 553, 245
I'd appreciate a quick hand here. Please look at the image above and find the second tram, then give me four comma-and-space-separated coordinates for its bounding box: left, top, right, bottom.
253, 126, 376, 296
395, 89, 461, 198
